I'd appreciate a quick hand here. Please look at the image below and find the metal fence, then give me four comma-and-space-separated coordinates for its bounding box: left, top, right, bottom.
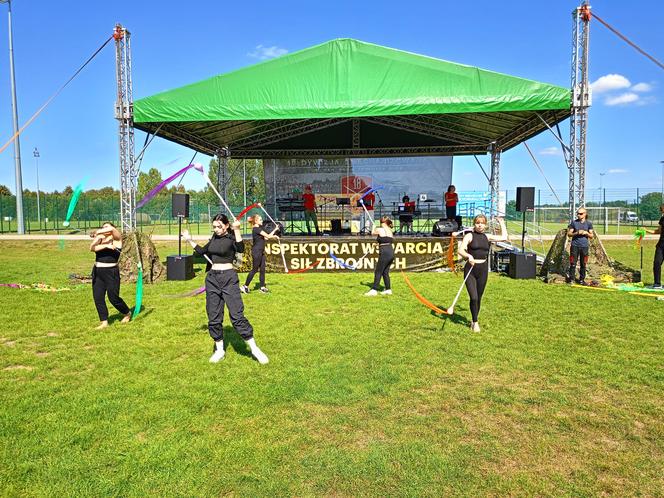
0, 188, 662, 234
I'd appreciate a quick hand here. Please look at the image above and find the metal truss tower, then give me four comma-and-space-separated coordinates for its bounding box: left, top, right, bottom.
568, 3, 591, 220
114, 24, 136, 231
489, 142, 501, 217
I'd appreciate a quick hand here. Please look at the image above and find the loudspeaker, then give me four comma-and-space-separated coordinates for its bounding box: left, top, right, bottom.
508, 252, 537, 279
432, 219, 458, 236
167, 254, 195, 280
172, 193, 190, 218
516, 187, 535, 212
330, 219, 342, 234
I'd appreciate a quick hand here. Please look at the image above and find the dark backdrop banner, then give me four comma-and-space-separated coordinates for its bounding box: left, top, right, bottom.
258, 236, 455, 273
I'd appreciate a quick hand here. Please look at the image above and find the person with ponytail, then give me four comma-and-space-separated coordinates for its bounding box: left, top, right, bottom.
182, 214, 269, 364
457, 214, 507, 332
241, 214, 279, 294
365, 216, 395, 296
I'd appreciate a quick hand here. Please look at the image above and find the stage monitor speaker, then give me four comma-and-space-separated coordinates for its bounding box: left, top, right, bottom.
167, 255, 195, 280
172, 193, 190, 218
432, 219, 458, 237
516, 187, 535, 212
508, 252, 537, 279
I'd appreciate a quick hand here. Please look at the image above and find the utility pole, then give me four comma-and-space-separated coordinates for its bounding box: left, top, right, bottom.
1, 0, 24, 233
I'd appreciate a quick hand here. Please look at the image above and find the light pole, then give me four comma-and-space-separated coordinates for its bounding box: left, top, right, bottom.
33, 147, 40, 228
599, 172, 606, 207
1, 0, 24, 234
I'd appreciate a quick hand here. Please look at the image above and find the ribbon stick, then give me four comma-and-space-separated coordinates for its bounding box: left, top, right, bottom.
288, 260, 319, 274
257, 203, 289, 273
63, 178, 87, 227
329, 250, 356, 270
166, 286, 206, 298
359, 198, 375, 227
446, 234, 457, 273
401, 272, 446, 315
237, 202, 261, 220
633, 228, 646, 249
359, 185, 384, 200
200, 172, 236, 221
136, 163, 203, 210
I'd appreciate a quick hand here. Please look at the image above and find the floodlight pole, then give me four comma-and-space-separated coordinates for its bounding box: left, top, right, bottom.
568, 2, 591, 221
2, 0, 25, 234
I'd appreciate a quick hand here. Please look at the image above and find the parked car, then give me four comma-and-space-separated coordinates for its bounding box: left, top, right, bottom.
621, 211, 639, 223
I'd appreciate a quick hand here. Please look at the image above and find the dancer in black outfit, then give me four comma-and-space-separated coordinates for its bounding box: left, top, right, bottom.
241, 214, 279, 294
89, 222, 131, 329
365, 216, 395, 296
458, 215, 507, 332
645, 204, 664, 289
182, 215, 269, 364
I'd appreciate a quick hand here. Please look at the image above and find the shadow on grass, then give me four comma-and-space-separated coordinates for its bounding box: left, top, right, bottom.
197, 325, 253, 360
223, 328, 253, 359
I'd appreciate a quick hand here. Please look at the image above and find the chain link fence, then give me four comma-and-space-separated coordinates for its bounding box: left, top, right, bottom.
1, 187, 662, 235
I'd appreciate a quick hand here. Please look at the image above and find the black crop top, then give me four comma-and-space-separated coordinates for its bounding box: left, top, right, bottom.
95, 246, 121, 264
194, 234, 245, 265
467, 232, 490, 260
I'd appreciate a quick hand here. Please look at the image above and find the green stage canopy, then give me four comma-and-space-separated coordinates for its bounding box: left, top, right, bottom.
133, 38, 570, 157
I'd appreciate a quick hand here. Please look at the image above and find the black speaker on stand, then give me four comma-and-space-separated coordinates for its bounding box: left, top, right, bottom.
510, 187, 537, 279
516, 187, 535, 252
168, 193, 194, 281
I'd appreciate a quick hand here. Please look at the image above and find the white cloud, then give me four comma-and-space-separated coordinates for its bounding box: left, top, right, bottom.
539, 146, 562, 156
632, 82, 653, 92
590, 74, 631, 94
248, 44, 288, 60
605, 92, 639, 106
607, 168, 628, 174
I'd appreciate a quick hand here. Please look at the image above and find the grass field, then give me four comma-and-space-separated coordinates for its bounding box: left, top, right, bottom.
1, 240, 663, 496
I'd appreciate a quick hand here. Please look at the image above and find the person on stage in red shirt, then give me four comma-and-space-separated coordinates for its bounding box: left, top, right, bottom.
303, 185, 321, 236
445, 185, 459, 220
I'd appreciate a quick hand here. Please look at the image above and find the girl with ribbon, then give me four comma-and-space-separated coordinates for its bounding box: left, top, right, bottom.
89, 222, 131, 329
241, 214, 280, 294
457, 215, 507, 332
182, 215, 269, 365
365, 216, 395, 296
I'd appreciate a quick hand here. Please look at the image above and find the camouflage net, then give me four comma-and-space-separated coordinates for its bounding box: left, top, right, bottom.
539, 229, 639, 283
119, 231, 165, 284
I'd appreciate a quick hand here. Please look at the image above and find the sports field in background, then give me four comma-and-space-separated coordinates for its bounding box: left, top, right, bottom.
1, 239, 662, 496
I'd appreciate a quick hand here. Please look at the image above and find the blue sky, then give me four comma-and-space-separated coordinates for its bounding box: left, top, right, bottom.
0, 0, 662, 196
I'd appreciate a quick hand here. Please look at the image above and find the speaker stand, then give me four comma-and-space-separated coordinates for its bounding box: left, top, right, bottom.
178, 215, 183, 256
521, 211, 526, 252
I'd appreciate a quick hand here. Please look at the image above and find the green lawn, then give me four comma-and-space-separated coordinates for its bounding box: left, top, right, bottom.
1, 240, 662, 496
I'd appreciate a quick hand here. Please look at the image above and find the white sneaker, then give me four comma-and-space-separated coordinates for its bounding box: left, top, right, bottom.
240, 285, 249, 294
209, 344, 225, 363
381, 289, 392, 295
251, 348, 269, 365
246, 338, 269, 364
364, 289, 378, 296
472, 322, 481, 333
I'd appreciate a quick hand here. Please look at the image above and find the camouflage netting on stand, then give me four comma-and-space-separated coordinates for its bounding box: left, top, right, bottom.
540, 229, 639, 283
120, 231, 165, 283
